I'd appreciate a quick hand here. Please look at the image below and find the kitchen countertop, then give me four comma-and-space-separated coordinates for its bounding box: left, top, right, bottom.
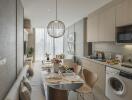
81, 57, 132, 73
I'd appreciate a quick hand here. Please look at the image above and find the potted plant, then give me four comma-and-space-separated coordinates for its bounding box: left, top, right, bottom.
27, 47, 34, 57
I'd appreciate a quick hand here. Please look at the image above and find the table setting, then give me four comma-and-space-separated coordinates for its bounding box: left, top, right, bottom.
41, 58, 84, 100
45, 72, 84, 86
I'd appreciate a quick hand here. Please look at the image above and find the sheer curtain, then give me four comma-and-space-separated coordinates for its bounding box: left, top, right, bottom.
35, 28, 63, 61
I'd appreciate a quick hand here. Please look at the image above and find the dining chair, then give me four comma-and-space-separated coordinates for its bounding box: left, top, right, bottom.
76, 68, 98, 100
76, 65, 82, 75
72, 63, 82, 75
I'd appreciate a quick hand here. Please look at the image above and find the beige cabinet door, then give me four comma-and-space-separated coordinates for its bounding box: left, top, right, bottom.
89, 62, 106, 94
128, 0, 132, 25
99, 6, 116, 42
81, 59, 106, 94
87, 13, 99, 42
116, 0, 129, 26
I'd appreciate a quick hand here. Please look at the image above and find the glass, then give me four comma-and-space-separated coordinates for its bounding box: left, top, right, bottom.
110, 77, 123, 92
35, 28, 63, 61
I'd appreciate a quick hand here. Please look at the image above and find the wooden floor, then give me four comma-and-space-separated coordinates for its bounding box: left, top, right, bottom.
30, 62, 45, 100
31, 62, 108, 100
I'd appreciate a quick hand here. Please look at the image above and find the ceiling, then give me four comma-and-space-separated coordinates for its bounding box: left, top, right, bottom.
21, 0, 112, 28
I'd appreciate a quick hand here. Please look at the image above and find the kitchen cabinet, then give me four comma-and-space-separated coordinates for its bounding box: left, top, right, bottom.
98, 6, 115, 42
128, 0, 132, 24
81, 58, 108, 100
87, 13, 99, 42
116, 0, 132, 26
87, 5, 115, 42
116, 0, 129, 26
75, 18, 88, 57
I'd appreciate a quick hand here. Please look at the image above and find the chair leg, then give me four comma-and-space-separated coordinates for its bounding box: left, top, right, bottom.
77, 93, 79, 100
83, 93, 85, 100
79, 93, 85, 100
92, 92, 95, 100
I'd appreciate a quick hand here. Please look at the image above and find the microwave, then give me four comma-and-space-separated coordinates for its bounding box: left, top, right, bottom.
116, 25, 132, 43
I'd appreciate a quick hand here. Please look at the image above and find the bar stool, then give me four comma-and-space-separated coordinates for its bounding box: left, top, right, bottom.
76, 68, 98, 100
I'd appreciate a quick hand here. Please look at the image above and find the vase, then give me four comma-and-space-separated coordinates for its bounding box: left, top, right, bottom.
53, 63, 60, 73
47, 56, 49, 61
54, 63, 60, 67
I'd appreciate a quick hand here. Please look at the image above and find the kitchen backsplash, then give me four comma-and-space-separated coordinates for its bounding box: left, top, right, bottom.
92, 42, 132, 62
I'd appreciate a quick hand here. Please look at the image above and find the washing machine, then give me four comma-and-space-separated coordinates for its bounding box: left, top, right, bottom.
105, 66, 132, 100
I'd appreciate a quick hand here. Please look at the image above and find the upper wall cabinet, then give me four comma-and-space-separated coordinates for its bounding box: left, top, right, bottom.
99, 6, 115, 42
116, 0, 132, 26
87, 0, 132, 42
87, 13, 99, 42
116, 0, 129, 26
87, 5, 116, 42
128, 0, 132, 24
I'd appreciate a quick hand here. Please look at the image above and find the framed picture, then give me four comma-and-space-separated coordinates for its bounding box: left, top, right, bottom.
66, 32, 75, 55
67, 32, 74, 43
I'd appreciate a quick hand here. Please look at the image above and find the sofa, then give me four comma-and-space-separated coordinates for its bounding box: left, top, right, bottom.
4, 65, 45, 100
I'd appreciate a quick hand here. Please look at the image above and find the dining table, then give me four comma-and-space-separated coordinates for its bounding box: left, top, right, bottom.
41, 61, 84, 100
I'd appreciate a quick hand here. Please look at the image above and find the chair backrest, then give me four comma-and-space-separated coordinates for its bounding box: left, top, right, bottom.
76, 65, 82, 75
83, 68, 98, 88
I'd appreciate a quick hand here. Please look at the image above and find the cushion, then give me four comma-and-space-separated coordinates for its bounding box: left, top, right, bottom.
27, 67, 34, 78
76, 84, 92, 94
19, 82, 31, 100
22, 77, 32, 93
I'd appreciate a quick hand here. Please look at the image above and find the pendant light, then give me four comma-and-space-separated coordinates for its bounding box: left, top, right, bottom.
47, 0, 65, 38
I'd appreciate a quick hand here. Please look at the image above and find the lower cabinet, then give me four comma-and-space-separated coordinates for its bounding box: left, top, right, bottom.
81, 58, 108, 100
77, 93, 94, 100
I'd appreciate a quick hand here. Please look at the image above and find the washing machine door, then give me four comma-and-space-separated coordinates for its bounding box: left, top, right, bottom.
109, 77, 126, 96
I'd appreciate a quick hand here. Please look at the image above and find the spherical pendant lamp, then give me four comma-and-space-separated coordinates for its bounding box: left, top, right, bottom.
47, 20, 65, 38
47, 0, 65, 38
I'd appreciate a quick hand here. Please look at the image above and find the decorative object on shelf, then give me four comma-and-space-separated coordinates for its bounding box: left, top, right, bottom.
47, 0, 65, 38
56, 54, 65, 59
45, 53, 50, 61
27, 47, 34, 57
24, 18, 32, 33
24, 18, 31, 29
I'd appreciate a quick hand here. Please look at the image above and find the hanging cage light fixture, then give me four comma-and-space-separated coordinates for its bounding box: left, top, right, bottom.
47, 0, 65, 38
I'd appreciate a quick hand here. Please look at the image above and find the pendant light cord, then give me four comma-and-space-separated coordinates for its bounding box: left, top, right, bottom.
56, 0, 58, 20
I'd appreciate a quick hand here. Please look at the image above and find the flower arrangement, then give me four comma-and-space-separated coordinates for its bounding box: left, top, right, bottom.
51, 58, 62, 64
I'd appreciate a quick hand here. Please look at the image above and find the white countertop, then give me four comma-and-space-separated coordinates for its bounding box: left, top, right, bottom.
81, 57, 132, 73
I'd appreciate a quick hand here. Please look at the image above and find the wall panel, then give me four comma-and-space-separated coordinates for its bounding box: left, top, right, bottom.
0, 0, 17, 99
17, 0, 24, 75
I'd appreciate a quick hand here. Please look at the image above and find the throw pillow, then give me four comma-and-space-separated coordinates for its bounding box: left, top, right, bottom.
19, 82, 31, 100
22, 77, 32, 93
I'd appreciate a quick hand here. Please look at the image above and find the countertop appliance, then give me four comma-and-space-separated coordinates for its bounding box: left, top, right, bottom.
105, 67, 132, 100
116, 25, 132, 43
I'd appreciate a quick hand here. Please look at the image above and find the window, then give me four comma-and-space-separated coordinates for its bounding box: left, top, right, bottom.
35, 28, 63, 61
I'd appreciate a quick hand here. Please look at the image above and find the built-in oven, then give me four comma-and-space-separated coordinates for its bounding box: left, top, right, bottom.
116, 25, 132, 43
